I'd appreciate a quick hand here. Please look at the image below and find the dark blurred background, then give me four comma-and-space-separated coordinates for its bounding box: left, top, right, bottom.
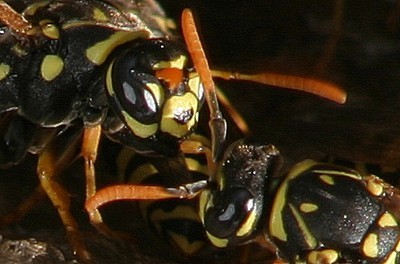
1, 0, 400, 263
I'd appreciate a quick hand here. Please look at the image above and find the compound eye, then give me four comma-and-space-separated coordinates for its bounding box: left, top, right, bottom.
204, 187, 255, 239
109, 50, 164, 124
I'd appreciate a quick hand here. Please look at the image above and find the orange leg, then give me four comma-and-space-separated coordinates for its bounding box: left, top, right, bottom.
37, 144, 90, 262
0, 1, 32, 34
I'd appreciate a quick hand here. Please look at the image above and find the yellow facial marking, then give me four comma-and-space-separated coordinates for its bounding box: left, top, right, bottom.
153, 55, 187, 70
122, 111, 158, 138
146, 83, 164, 107
300, 203, 319, 213
92, 7, 108, 21
41, 23, 60, 39
160, 93, 199, 138
206, 231, 229, 248
307, 249, 339, 264
366, 177, 384, 196
86, 31, 149, 65
319, 175, 335, 185
269, 160, 317, 242
41, 55, 64, 81
188, 74, 203, 99
362, 233, 379, 258
236, 208, 256, 237
0, 63, 10, 81
378, 212, 398, 228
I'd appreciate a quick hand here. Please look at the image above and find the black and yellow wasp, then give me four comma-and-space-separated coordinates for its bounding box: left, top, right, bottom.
87, 139, 400, 264
0, 0, 347, 261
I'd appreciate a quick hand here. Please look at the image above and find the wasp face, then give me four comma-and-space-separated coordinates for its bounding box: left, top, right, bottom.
106, 39, 204, 143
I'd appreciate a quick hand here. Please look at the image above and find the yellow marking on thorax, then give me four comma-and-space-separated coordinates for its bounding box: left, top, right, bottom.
23, 1, 50, 16
300, 203, 319, 213
41, 55, 64, 81
366, 176, 384, 196
86, 30, 149, 65
289, 204, 317, 249
122, 110, 158, 138
41, 23, 60, 39
383, 251, 398, 264
269, 159, 317, 242
319, 175, 335, 185
92, 7, 108, 22
362, 233, 379, 258
378, 212, 398, 228
0, 63, 10, 81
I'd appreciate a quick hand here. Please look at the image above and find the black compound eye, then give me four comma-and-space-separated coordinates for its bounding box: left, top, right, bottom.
109, 51, 164, 124
204, 187, 255, 239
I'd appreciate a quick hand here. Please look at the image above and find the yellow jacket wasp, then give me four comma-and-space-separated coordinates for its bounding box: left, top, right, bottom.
0, 0, 346, 261
86, 139, 400, 264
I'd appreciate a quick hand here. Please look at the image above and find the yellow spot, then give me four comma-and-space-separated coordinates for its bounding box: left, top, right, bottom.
185, 158, 209, 176
307, 250, 339, 264
160, 93, 199, 138
122, 111, 158, 138
362, 233, 379, 258
0, 63, 10, 81
383, 251, 398, 264
146, 83, 164, 107
319, 175, 335, 185
93, 7, 108, 21
153, 55, 187, 70
236, 209, 256, 237
11, 44, 28, 57
300, 203, 319, 213
269, 160, 317, 242
41, 23, 60, 39
41, 55, 64, 81
86, 31, 149, 65
366, 177, 384, 196
378, 212, 398, 228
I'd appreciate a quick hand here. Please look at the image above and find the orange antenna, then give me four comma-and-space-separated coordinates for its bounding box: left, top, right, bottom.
181, 9, 227, 161
85, 181, 207, 216
0, 2, 32, 34
211, 70, 347, 104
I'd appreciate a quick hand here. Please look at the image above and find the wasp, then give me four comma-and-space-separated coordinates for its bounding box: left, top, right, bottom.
0, 0, 347, 261
86, 138, 400, 264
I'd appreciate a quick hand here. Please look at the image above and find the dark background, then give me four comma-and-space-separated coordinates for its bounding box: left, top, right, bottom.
1, 0, 400, 263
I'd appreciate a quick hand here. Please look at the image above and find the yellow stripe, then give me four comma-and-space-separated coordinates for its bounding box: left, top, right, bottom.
289, 204, 317, 248
269, 159, 317, 242
86, 31, 149, 65
122, 110, 158, 138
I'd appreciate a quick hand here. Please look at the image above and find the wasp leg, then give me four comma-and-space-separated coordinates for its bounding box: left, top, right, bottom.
0, 1, 32, 34
180, 135, 216, 175
36, 130, 91, 262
